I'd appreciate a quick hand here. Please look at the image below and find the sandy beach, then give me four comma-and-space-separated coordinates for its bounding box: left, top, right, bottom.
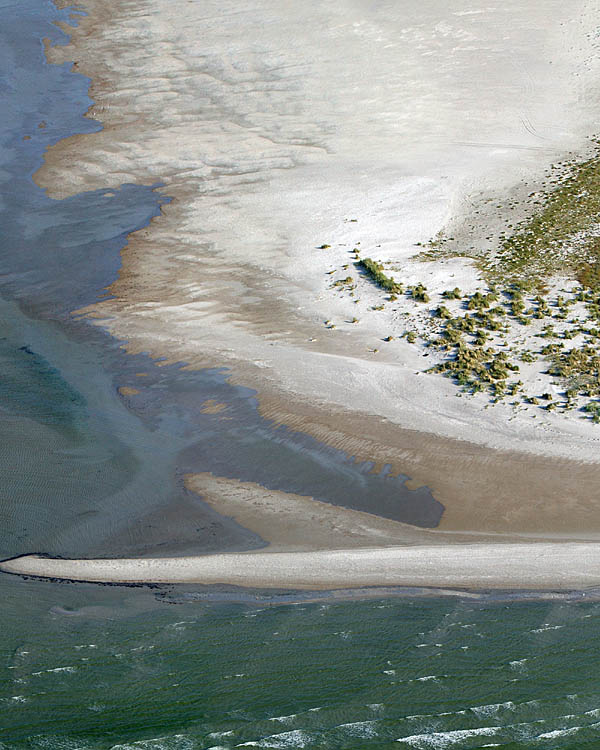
22, 0, 600, 581
5, 472, 600, 589
39, 0, 600, 461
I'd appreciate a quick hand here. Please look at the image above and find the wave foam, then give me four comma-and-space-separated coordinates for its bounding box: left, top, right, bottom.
397, 727, 500, 748
237, 730, 313, 748
337, 720, 378, 738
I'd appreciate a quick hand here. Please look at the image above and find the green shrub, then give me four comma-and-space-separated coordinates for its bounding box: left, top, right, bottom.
443, 287, 462, 300
357, 257, 403, 294
411, 283, 430, 302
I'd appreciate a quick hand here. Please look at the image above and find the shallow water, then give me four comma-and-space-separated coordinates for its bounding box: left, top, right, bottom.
2, 1, 600, 748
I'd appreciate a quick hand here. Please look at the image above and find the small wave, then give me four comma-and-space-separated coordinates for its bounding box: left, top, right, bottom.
268, 714, 297, 724
509, 658, 528, 672
405, 709, 466, 721
165, 621, 193, 631
32, 666, 77, 676
397, 727, 499, 748
530, 625, 565, 634
416, 675, 439, 682
333, 631, 352, 640
30, 737, 95, 750
471, 701, 516, 718
337, 721, 378, 738
536, 726, 582, 739
236, 730, 313, 748
110, 733, 195, 750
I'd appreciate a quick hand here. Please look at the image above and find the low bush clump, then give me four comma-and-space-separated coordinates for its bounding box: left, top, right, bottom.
356, 257, 403, 294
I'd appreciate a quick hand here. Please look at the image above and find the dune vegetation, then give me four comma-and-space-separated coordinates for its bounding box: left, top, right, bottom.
323, 145, 600, 422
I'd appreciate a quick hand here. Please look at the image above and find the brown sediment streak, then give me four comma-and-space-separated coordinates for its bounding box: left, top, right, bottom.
254, 395, 600, 538
36, 0, 600, 541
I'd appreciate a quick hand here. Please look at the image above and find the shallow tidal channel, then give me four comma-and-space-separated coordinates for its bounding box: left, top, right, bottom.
0, 1, 442, 566
2, 2, 600, 748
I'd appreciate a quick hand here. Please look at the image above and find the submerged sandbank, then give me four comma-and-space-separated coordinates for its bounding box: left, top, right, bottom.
4, 544, 600, 590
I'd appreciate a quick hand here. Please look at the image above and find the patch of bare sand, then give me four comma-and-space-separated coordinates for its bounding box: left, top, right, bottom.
118, 386, 140, 396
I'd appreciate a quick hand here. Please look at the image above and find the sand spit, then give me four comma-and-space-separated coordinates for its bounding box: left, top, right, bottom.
5, 544, 600, 590
37, 0, 600, 464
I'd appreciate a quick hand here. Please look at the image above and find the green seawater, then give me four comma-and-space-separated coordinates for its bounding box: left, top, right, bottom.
2, 581, 600, 749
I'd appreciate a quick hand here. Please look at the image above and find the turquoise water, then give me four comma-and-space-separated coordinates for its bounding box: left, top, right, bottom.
2, 2, 600, 748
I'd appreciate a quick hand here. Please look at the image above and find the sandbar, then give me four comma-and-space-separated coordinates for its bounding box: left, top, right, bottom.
4, 544, 600, 590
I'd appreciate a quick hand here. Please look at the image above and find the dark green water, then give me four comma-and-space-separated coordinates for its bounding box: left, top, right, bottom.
2, 2, 600, 748
3, 579, 600, 748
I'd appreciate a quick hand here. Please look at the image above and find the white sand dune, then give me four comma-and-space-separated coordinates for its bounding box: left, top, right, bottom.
4, 544, 600, 590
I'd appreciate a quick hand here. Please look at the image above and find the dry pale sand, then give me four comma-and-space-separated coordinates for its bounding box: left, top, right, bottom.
4, 544, 600, 590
